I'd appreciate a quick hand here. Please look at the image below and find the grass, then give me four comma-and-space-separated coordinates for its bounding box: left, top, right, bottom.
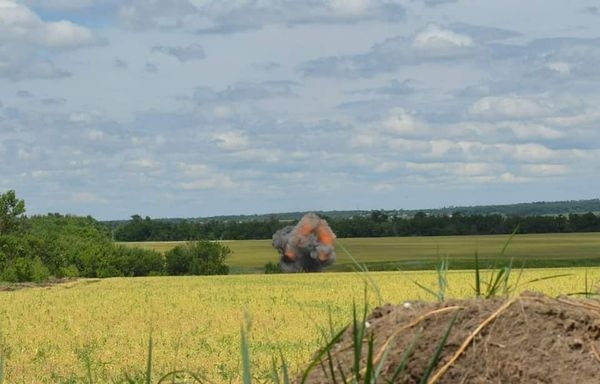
120, 232, 600, 273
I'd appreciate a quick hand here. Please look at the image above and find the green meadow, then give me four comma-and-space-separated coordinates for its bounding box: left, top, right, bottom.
122, 232, 600, 273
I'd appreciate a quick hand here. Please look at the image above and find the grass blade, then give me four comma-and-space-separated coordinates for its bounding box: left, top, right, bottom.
388, 328, 423, 383
300, 326, 347, 383
413, 281, 443, 302
419, 310, 460, 384
241, 325, 251, 384
271, 356, 281, 384
474, 250, 481, 297
156, 370, 205, 383
0, 353, 4, 384
340, 242, 384, 305
145, 335, 153, 384
363, 334, 375, 384
280, 351, 291, 384
325, 348, 338, 383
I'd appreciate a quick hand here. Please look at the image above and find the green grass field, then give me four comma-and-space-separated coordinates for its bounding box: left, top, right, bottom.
121, 232, 600, 273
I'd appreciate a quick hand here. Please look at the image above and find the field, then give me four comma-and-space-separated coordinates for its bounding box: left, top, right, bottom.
1, 268, 600, 383
122, 232, 600, 273
1, 233, 599, 382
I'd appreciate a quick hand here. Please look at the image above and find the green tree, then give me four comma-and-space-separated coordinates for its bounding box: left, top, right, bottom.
165, 241, 230, 275
0, 190, 26, 234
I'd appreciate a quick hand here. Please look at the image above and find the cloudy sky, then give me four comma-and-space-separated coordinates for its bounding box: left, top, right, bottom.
1, 0, 600, 220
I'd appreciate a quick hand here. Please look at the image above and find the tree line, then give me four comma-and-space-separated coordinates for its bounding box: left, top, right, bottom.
0, 191, 230, 282
112, 210, 600, 242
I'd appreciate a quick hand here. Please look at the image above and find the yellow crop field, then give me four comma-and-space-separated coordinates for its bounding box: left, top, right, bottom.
1, 269, 599, 383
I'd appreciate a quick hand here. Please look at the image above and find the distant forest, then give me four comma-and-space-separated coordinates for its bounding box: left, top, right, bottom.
109, 199, 600, 242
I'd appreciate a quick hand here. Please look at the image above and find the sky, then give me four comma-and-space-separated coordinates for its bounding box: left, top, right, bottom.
1, 0, 600, 221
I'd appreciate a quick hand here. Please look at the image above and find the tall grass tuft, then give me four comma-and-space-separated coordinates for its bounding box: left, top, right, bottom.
475, 226, 519, 298
241, 310, 252, 384
413, 256, 449, 302
340, 242, 384, 306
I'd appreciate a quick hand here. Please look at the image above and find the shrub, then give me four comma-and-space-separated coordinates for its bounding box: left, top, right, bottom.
264, 261, 282, 274
111, 246, 165, 277
165, 241, 230, 276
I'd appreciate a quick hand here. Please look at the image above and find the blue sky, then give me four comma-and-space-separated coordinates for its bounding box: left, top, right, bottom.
1, 0, 600, 220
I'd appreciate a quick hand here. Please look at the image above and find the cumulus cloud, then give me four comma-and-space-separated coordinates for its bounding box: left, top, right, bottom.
382, 108, 429, 138
412, 24, 474, 49
177, 162, 236, 190
117, 0, 405, 32
192, 81, 298, 103
152, 43, 206, 62
212, 131, 249, 150
122, 158, 162, 172
349, 79, 415, 95
0, 1, 101, 48
0, 0, 102, 79
22, 0, 117, 10
180, 175, 235, 190
421, 0, 458, 6
468, 95, 555, 120
519, 164, 569, 176
70, 191, 108, 204
301, 24, 477, 77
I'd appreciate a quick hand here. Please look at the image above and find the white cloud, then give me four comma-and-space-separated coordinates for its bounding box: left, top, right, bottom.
180, 174, 235, 190
453, 162, 499, 176
118, 0, 405, 32
505, 143, 555, 162
412, 24, 474, 49
507, 122, 564, 140
328, 0, 372, 15
0, 0, 102, 79
468, 95, 553, 120
520, 164, 569, 176
382, 108, 427, 137
122, 158, 162, 172
177, 163, 210, 177
546, 61, 571, 74
21, 0, 114, 10
84, 129, 104, 141
0, 1, 100, 49
212, 131, 249, 150
70, 192, 108, 204
302, 23, 477, 77
152, 43, 206, 62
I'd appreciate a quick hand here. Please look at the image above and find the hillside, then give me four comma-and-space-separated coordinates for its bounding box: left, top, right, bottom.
102, 198, 600, 226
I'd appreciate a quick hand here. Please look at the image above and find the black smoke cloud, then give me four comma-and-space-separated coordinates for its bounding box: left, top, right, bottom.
271, 213, 337, 272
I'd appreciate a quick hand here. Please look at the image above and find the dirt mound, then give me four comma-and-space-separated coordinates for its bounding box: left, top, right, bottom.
303, 292, 600, 383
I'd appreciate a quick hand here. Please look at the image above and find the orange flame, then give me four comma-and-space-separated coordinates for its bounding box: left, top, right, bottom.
316, 222, 336, 246
284, 245, 297, 261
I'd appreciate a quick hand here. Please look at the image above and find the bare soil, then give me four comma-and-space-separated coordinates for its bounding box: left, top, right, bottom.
303, 292, 600, 383
0, 277, 76, 291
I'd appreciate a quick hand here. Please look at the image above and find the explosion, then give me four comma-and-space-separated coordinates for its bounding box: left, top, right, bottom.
271, 212, 337, 272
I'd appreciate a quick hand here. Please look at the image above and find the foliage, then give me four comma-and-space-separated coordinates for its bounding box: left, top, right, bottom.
264, 261, 282, 274
0, 190, 25, 235
111, 209, 600, 242
165, 241, 230, 275
0, 190, 166, 282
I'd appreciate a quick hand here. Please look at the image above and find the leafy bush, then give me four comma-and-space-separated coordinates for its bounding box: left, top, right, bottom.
165, 241, 230, 276
0, 192, 169, 282
111, 246, 165, 277
264, 261, 282, 274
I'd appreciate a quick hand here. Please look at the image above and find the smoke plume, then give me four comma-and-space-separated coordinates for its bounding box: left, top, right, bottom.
272, 212, 337, 272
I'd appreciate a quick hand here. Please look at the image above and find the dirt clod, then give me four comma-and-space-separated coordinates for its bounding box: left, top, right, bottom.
303, 292, 600, 383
